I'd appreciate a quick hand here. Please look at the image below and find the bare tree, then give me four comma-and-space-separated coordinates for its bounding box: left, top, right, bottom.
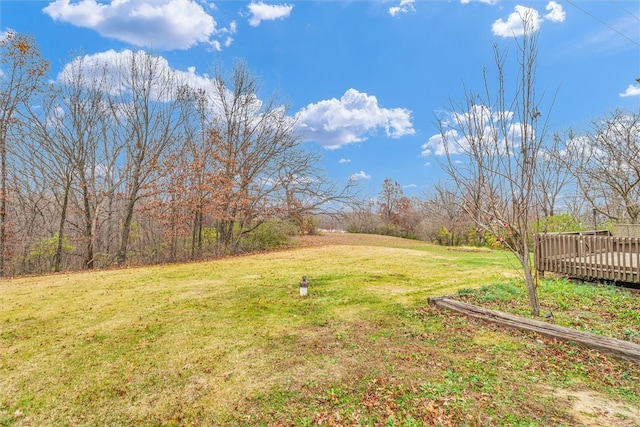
184, 88, 216, 259
378, 178, 403, 226
434, 12, 553, 315
421, 182, 470, 246
536, 134, 573, 221
0, 31, 49, 276
99, 59, 356, 262
557, 109, 640, 225
108, 50, 189, 265
206, 61, 353, 253
8, 158, 55, 274
206, 62, 295, 252
271, 145, 357, 232
343, 198, 380, 234
27, 56, 122, 270
20, 109, 75, 273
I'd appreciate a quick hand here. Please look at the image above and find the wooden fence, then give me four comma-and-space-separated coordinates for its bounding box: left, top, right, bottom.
534, 232, 640, 284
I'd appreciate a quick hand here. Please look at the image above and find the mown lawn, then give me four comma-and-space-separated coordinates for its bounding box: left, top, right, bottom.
1, 233, 639, 426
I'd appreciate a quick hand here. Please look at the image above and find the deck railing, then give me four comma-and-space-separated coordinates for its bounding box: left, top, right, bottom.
534, 232, 640, 284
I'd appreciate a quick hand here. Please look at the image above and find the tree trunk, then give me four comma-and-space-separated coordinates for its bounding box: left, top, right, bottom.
520, 241, 540, 316
117, 197, 136, 266
0, 136, 6, 277
217, 219, 235, 255
191, 209, 202, 260
117, 176, 140, 266
54, 178, 72, 273
169, 225, 177, 263
81, 177, 94, 269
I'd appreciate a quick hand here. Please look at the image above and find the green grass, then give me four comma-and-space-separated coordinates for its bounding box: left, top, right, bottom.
460, 278, 640, 341
1, 234, 639, 426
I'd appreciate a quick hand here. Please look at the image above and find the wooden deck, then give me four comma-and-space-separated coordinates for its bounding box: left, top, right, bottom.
534, 232, 640, 284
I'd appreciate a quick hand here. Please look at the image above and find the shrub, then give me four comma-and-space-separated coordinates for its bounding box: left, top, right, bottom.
301, 216, 320, 235
242, 219, 296, 251
532, 213, 584, 234
26, 233, 75, 273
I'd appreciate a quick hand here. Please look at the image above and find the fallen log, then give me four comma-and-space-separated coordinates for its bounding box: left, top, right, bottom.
428, 296, 640, 364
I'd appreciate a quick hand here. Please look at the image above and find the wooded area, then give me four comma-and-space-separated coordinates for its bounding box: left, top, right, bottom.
0, 33, 354, 276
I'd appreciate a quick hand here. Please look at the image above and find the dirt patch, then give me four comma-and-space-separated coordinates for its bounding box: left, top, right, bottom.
555, 389, 640, 426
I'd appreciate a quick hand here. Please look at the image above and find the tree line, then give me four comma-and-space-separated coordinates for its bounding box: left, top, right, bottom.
0, 32, 353, 276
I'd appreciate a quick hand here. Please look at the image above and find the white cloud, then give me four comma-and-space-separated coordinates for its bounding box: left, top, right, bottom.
55, 49, 302, 145
296, 88, 415, 150
389, 0, 415, 17
422, 129, 464, 157
423, 104, 531, 157
57, 49, 219, 105
42, 0, 233, 50
248, 2, 293, 27
44, 0, 105, 26
545, 1, 565, 23
349, 171, 371, 181
62, 50, 163, 89
339, 158, 351, 163
620, 84, 640, 97
492, 3, 564, 38
492, 5, 542, 38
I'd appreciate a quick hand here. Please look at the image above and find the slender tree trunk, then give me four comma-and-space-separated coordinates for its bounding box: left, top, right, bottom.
90, 204, 101, 269
117, 173, 140, 266
54, 178, 72, 273
81, 178, 94, 269
520, 240, 539, 316
217, 219, 235, 255
117, 198, 136, 265
0, 136, 6, 277
191, 209, 202, 260
105, 194, 114, 258
169, 224, 177, 262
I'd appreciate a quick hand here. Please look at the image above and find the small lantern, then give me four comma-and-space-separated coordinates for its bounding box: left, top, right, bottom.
299, 275, 309, 297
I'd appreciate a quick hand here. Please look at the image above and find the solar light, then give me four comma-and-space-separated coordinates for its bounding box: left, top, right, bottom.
299, 275, 309, 297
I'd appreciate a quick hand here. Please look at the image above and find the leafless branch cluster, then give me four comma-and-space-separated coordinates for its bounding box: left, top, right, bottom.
0, 35, 353, 276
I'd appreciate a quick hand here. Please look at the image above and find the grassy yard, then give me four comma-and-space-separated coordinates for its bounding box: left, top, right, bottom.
1, 233, 639, 426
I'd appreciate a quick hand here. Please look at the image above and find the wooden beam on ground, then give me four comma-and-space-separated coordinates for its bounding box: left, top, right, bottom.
428, 296, 640, 364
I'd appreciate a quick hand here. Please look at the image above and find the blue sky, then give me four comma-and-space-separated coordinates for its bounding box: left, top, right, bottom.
1, 0, 639, 198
